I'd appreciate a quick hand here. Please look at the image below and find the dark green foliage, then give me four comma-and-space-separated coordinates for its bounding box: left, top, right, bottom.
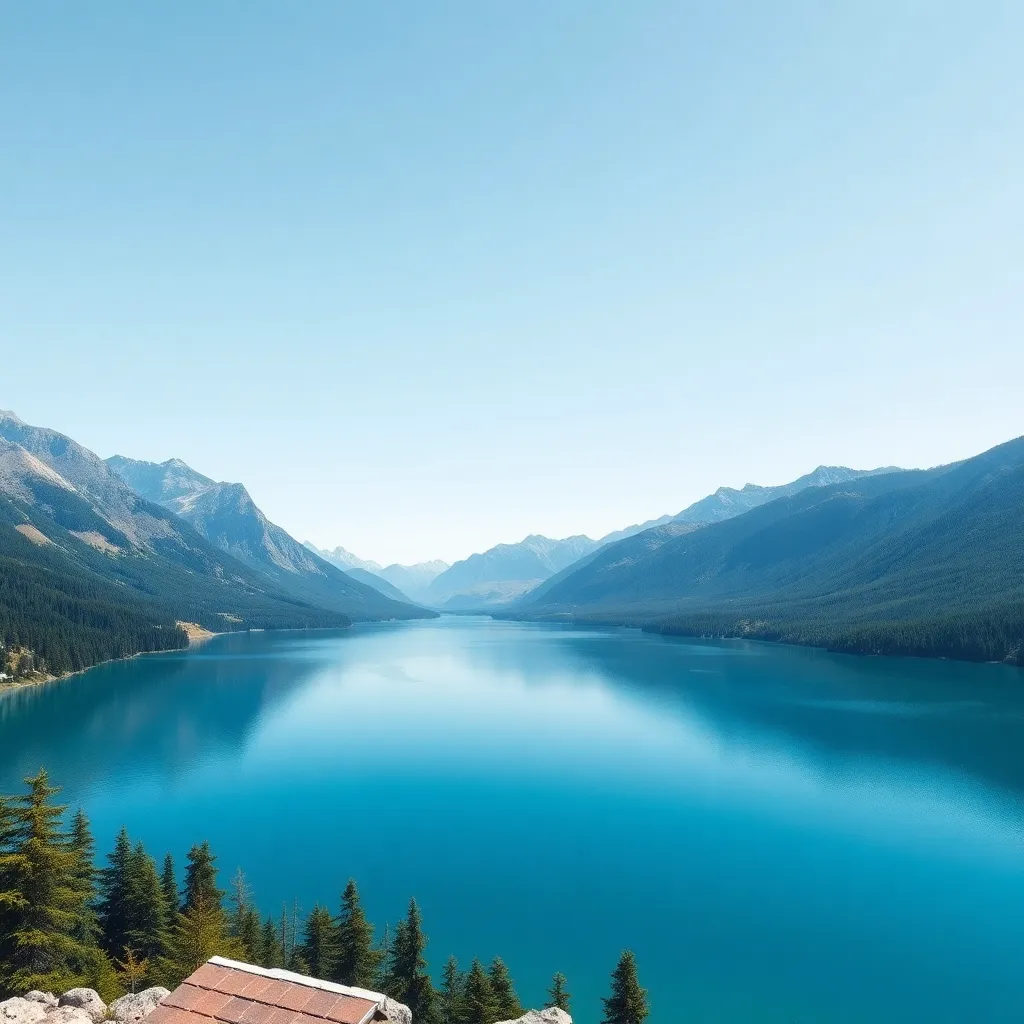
0, 770, 567, 1010
521, 438, 1024, 667
546, 972, 571, 1013
229, 870, 262, 964
462, 959, 498, 1024
300, 905, 338, 980
258, 916, 285, 969
0, 770, 96, 994
601, 950, 648, 1024
335, 879, 381, 989
68, 809, 100, 947
183, 841, 224, 913
160, 854, 179, 918
97, 829, 169, 973
439, 956, 466, 1024
384, 900, 437, 1023
488, 957, 521, 1021
97, 828, 134, 957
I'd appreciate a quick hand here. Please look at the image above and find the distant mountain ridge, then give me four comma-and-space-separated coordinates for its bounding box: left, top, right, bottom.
303, 541, 448, 603
106, 454, 430, 621
513, 439, 1024, 665
425, 534, 598, 609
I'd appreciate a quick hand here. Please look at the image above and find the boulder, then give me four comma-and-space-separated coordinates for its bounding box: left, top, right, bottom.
56, 991, 106, 1024
0, 998, 47, 1024
496, 1011, 572, 1024
376, 999, 412, 1024
109, 989, 170, 1024
44, 1009, 95, 1024
20, 997, 56, 1010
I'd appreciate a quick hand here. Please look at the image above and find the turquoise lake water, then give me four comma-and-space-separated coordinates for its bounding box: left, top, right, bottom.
3, 617, 1024, 1022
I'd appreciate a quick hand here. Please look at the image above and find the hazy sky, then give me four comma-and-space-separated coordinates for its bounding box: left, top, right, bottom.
2, 3, 1022, 565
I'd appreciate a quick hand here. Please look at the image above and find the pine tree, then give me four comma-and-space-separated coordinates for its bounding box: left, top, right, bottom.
487, 958, 521, 1021
228, 869, 261, 962
384, 900, 436, 1022
258, 916, 285, 969
68, 809, 99, 946
546, 973, 571, 1014
124, 843, 168, 966
462, 959, 497, 1024
183, 842, 223, 912
158, 894, 239, 989
3, 770, 96, 993
300, 905, 338, 980
0, 793, 24, 996
335, 879, 381, 989
601, 951, 648, 1024
160, 854, 179, 919
97, 827, 133, 957
439, 956, 466, 1024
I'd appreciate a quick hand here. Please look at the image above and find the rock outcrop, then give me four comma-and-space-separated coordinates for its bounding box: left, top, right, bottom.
0, 998, 48, 1024
56, 992, 105, 1024
43, 1008, 93, 1024
108, 990, 170, 1024
20, 999, 56, 1011
496, 1011, 572, 1024
376, 998, 412, 1024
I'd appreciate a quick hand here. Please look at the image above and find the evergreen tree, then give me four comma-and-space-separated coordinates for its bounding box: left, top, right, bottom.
488, 958, 521, 1021
160, 854, 179, 919
258, 916, 285, 969
124, 843, 168, 966
2, 770, 95, 993
183, 842, 223, 913
601, 951, 648, 1024
300, 905, 338, 980
97, 827, 133, 957
439, 956, 466, 1024
0, 794, 24, 995
158, 894, 239, 989
68, 809, 99, 946
462, 959, 497, 1024
546, 973, 571, 1014
383, 900, 436, 1022
335, 879, 381, 989
228, 869, 261, 963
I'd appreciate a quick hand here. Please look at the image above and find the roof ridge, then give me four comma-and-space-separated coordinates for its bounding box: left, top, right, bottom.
207, 957, 385, 1006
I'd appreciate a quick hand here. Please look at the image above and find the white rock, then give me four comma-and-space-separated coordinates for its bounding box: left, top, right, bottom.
56, 991, 106, 1024
20, 997, 56, 1009
496, 1011, 572, 1024
377, 999, 412, 1024
0, 998, 47, 1024
44, 1009, 94, 1024
108, 989, 170, 1024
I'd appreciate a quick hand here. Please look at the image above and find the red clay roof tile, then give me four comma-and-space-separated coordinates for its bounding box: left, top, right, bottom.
164, 960, 379, 1024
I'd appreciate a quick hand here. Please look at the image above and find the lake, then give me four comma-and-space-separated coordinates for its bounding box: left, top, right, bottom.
2, 616, 1024, 1022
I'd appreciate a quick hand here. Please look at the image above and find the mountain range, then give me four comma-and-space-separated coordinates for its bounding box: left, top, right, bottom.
104, 454, 430, 621
513, 438, 1024, 665
301, 542, 449, 604
0, 411, 431, 678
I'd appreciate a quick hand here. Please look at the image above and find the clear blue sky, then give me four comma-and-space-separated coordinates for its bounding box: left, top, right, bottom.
2, 2, 1022, 565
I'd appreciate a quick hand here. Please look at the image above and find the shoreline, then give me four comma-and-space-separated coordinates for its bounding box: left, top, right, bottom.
0, 622, 222, 695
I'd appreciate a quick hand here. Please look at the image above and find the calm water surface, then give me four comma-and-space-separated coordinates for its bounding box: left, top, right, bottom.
3, 617, 1024, 1022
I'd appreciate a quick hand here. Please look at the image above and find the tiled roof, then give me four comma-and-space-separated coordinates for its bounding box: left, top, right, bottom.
147, 957, 384, 1024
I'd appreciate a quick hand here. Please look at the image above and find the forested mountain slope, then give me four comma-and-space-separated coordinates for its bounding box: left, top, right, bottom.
0, 430, 350, 678
518, 439, 1024, 664
107, 454, 432, 620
